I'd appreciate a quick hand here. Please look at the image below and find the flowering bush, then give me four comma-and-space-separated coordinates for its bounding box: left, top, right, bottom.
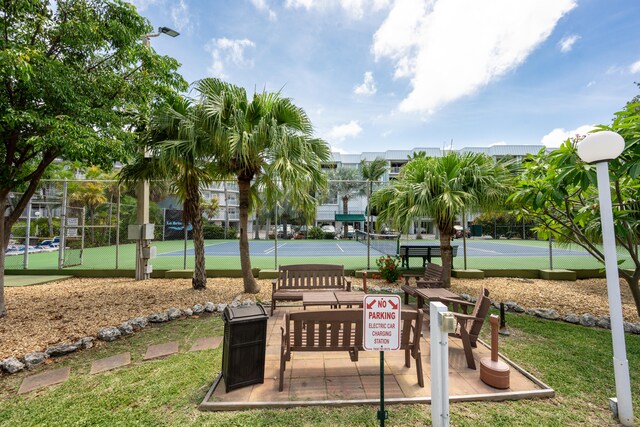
376, 256, 401, 283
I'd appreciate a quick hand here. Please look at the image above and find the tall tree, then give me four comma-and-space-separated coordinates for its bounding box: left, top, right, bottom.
360, 157, 387, 234
510, 99, 640, 316
328, 167, 364, 237
119, 95, 212, 290
0, 0, 186, 316
195, 78, 330, 293
371, 152, 512, 286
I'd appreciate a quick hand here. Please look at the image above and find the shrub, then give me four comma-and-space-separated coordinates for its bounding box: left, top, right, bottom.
307, 226, 325, 240
376, 255, 401, 283
203, 224, 238, 239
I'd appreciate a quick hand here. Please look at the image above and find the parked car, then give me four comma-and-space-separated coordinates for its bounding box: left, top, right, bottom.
342, 225, 355, 239
320, 225, 337, 239
35, 240, 59, 251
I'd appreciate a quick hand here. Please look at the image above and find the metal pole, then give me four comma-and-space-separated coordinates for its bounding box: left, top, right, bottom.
274, 203, 278, 269
162, 208, 166, 241
24, 199, 31, 269
367, 183, 371, 270
58, 179, 67, 270
80, 206, 85, 265
548, 234, 553, 270
595, 161, 633, 425
183, 217, 188, 270
115, 185, 120, 270
462, 208, 467, 270
378, 350, 386, 426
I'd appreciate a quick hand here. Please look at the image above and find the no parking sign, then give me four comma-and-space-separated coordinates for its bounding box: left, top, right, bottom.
363, 295, 401, 351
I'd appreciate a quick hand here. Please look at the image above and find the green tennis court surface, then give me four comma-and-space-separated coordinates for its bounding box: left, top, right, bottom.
3, 238, 627, 271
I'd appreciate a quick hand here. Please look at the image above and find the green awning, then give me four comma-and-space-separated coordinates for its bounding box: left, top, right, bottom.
335, 214, 365, 222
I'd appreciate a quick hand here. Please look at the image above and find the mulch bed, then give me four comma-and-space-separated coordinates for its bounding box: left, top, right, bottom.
0, 276, 637, 360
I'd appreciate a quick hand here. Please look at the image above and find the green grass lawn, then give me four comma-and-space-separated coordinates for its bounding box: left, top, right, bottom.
1, 311, 639, 426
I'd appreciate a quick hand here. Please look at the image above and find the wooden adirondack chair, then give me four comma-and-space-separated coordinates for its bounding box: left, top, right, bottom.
438, 287, 491, 369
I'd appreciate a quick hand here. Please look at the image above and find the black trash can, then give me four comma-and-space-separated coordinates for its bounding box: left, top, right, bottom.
221, 304, 268, 392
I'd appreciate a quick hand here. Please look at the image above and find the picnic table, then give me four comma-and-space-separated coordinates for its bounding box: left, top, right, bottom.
302, 291, 366, 309
413, 287, 459, 310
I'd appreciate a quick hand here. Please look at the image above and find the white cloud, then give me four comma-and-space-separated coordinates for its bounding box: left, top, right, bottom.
630, 60, 640, 74
129, 0, 161, 12
586, 80, 595, 88
490, 141, 507, 146
373, 0, 576, 114
540, 124, 596, 148
354, 71, 377, 95
330, 145, 351, 154
327, 120, 363, 142
285, 0, 390, 19
251, 0, 277, 20
558, 34, 579, 53
170, 0, 191, 32
205, 38, 255, 78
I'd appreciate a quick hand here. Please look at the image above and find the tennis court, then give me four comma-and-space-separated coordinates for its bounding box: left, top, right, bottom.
157, 239, 589, 258
6, 237, 624, 272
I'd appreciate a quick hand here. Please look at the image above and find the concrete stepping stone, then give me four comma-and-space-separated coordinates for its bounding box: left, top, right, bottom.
189, 336, 222, 352
143, 342, 179, 360
18, 366, 70, 394
90, 352, 131, 375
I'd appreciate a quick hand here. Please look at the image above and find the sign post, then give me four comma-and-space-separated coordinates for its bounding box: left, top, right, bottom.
363, 294, 401, 427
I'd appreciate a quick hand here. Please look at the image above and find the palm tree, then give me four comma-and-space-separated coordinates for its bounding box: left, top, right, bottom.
119, 95, 213, 290
328, 167, 364, 237
370, 152, 511, 286
359, 157, 387, 231
195, 78, 330, 293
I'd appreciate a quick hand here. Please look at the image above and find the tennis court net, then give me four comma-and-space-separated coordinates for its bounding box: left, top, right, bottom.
355, 230, 400, 256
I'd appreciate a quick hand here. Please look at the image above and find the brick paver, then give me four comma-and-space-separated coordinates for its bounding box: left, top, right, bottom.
90, 353, 131, 375
18, 367, 70, 394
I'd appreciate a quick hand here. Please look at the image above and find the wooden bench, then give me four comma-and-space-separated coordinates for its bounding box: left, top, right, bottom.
401, 263, 445, 305
271, 264, 351, 316
399, 244, 458, 268
279, 308, 424, 391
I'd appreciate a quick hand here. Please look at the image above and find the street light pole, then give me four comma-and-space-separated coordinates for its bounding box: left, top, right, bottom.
135, 27, 180, 281
577, 131, 633, 426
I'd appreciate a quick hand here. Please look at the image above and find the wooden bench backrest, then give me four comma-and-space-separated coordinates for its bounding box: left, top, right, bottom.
468, 287, 491, 341
429, 245, 458, 256
276, 264, 346, 291
424, 262, 444, 279
284, 309, 422, 352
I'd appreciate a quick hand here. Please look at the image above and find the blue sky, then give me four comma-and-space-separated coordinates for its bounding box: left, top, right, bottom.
130, 0, 640, 154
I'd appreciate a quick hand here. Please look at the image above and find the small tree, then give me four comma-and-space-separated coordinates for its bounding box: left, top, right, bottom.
0, 0, 185, 316
371, 152, 512, 286
510, 100, 640, 315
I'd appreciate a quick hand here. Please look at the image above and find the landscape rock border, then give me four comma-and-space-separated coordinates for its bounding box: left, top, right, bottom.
0, 299, 246, 375
3, 287, 640, 376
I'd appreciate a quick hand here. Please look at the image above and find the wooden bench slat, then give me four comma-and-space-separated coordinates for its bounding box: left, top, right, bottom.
271, 264, 351, 316
279, 309, 424, 391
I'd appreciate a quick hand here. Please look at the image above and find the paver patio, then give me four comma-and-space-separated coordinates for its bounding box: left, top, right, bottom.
199, 305, 554, 410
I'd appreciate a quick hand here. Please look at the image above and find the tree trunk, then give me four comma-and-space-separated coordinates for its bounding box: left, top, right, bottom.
438, 231, 453, 287
622, 272, 640, 318
191, 212, 207, 290
185, 184, 206, 290
238, 178, 259, 293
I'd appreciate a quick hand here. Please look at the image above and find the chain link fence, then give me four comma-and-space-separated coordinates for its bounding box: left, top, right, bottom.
4, 179, 628, 273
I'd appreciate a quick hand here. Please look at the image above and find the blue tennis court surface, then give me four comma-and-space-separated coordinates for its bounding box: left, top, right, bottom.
157, 240, 589, 257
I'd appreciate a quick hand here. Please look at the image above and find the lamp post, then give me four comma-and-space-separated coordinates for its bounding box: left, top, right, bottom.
577, 131, 633, 426
135, 26, 180, 281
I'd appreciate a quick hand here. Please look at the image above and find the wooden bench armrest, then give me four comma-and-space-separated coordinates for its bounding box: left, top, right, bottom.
453, 313, 482, 322
437, 296, 471, 306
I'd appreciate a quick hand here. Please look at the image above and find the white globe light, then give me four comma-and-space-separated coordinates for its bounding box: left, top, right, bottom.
576, 131, 625, 163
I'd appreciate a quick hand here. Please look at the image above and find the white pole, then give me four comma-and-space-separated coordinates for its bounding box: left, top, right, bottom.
595, 161, 634, 425
430, 301, 449, 427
